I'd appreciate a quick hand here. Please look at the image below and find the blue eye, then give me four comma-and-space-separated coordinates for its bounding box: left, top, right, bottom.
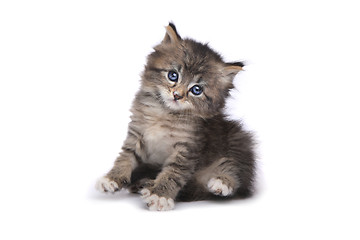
168, 71, 178, 82
190, 85, 203, 95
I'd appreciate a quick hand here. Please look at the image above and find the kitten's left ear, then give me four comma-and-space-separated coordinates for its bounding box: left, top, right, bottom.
162, 23, 182, 44
223, 62, 244, 77
222, 62, 245, 87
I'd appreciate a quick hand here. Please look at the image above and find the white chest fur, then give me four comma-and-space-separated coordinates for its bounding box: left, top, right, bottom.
142, 122, 175, 165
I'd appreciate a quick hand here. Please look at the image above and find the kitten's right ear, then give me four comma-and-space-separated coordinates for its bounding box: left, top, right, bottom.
162, 23, 182, 44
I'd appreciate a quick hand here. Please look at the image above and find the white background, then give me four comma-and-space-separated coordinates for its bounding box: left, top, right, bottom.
1, 0, 359, 239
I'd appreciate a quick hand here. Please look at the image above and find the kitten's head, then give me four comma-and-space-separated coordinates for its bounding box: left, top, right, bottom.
141, 23, 244, 118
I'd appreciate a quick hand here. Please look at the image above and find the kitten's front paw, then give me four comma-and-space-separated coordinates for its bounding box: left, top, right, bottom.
140, 189, 175, 211
207, 178, 233, 196
96, 177, 119, 193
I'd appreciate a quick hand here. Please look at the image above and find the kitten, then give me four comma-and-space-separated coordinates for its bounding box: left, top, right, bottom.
96, 23, 256, 211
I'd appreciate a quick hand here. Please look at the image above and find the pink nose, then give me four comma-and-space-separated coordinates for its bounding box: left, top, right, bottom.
173, 91, 183, 101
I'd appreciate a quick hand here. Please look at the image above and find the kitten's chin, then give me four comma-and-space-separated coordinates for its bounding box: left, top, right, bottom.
165, 99, 192, 111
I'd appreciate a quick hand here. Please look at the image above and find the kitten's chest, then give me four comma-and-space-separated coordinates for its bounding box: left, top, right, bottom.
141, 122, 175, 165
140, 120, 189, 165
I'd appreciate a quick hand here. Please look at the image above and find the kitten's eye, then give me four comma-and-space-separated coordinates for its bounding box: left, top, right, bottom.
190, 85, 203, 95
168, 71, 179, 82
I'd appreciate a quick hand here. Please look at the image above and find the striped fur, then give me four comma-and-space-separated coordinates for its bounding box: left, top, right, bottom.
99, 23, 256, 208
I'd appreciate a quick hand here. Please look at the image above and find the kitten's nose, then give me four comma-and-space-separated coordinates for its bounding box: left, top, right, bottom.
173, 91, 183, 101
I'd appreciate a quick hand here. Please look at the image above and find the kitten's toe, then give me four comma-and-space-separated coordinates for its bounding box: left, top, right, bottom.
207, 178, 233, 197
96, 177, 119, 193
140, 188, 175, 211
140, 188, 151, 198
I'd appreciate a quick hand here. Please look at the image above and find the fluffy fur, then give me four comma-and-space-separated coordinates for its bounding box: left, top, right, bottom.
96, 23, 256, 210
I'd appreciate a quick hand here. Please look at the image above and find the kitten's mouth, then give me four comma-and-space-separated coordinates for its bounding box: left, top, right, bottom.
168, 98, 181, 106
158, 89, 192, 111
166, 97, 190, 111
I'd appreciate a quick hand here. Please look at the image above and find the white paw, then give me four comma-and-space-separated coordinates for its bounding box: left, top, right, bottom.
95, 177, 119, 193
207, 178, 233, 196
140, 189, 175, 211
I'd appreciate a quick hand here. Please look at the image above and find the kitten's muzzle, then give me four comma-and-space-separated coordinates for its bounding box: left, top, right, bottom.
173, 91, 184, 101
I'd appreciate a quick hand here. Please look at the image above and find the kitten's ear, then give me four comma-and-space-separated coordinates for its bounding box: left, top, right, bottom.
223, 62, 244, 77
222, 62, 245, 87
162, 23, 182, 44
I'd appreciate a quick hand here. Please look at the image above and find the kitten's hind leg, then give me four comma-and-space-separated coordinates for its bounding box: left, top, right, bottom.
207, 176, 235, 197
201, 157, 241, 197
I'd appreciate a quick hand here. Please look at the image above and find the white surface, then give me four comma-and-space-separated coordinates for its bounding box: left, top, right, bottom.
1, 0, 359, 239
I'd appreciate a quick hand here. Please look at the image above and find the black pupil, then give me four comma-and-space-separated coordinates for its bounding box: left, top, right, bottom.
168, 71, 178, 81
191, 85, 202, 95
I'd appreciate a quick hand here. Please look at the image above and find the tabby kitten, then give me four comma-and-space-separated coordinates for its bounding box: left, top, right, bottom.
96, 23, 256, 211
